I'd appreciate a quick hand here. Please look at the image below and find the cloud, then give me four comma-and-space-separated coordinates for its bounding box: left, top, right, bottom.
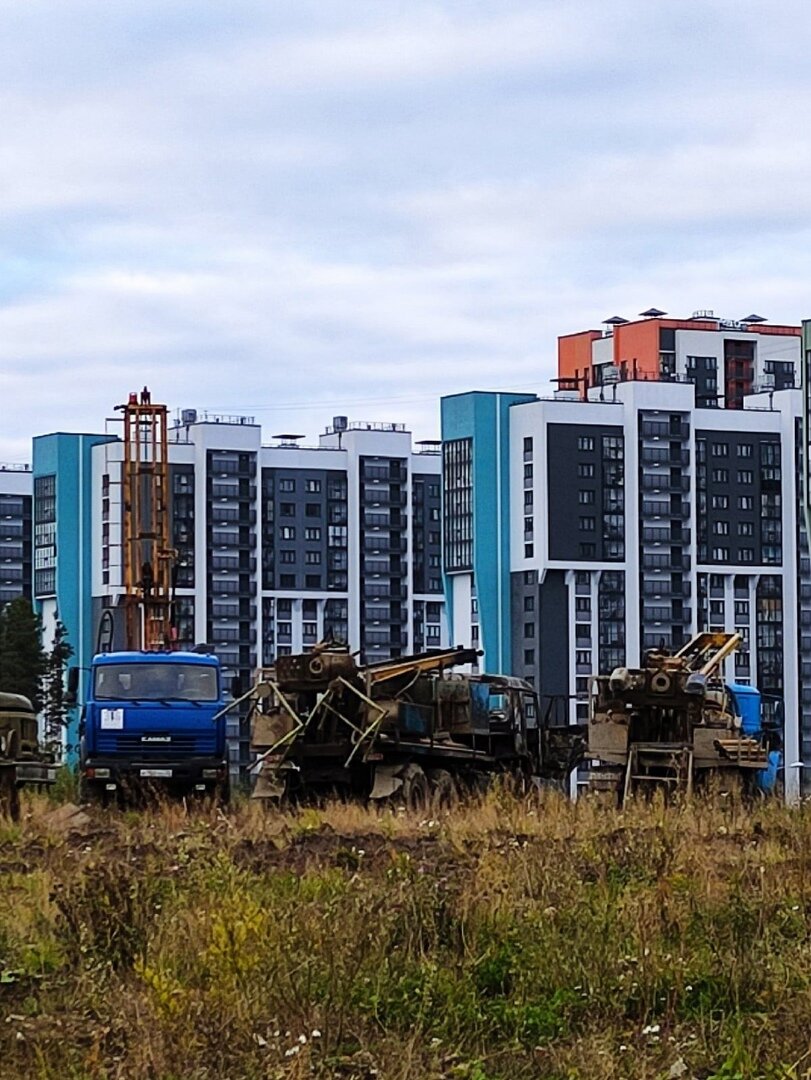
1, 0, 811, 462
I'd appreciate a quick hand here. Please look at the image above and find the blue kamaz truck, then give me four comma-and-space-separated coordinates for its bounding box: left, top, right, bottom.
76, 650, 230, 804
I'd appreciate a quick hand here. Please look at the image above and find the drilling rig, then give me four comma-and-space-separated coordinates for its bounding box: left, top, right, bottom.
71, 389, 231, 806
118, 388, 176, 651
587, 631, 781, 802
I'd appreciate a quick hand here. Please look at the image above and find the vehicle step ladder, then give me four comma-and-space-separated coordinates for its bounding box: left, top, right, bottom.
623, 743, 694, 803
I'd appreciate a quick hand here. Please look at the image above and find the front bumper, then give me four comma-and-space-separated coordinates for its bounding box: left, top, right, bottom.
82, 756, 229, 791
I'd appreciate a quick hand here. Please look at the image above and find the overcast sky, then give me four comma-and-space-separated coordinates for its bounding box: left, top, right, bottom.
1, 0, 810, 462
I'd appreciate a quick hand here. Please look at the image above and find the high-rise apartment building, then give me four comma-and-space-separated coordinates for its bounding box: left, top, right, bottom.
558, 309, 799, 407
442, 312, 809, 799
33, 410, 446, 771
0, 464, 33, 606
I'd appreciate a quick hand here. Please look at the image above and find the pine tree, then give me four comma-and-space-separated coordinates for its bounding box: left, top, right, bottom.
0, 597, 48, 711
43, 619, 74, 749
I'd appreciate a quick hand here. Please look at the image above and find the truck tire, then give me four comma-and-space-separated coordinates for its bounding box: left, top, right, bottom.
0, 769, 20, 823
217, 777, 231, 809
399, 763, 429, 812
428, 768, 457, 810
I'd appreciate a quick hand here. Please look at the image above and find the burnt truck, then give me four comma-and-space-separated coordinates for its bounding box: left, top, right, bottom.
246, 644, 584, 804
0, 692, 57, 820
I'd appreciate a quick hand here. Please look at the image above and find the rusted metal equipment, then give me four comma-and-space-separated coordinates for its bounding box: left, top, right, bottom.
246, 644, 584, 803
116, 389, 175, 651
587, 632, 775, 802
0, 692, 57, 821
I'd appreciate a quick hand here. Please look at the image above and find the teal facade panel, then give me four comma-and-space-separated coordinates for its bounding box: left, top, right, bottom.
441, 391, 536, 674
33, 432, 116, 758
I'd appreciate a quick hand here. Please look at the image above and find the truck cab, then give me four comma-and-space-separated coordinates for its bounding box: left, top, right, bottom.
79, 650, 229, 803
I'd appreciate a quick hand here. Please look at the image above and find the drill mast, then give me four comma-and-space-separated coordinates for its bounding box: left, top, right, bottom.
119, 389, 175, 651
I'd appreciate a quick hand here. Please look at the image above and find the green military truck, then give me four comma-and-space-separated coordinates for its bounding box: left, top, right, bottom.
0, 692, 57, 820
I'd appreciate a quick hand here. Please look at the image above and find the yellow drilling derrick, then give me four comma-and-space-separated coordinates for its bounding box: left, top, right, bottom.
117, 388, 176, 651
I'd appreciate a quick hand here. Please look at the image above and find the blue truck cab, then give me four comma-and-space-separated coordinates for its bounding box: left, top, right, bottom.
79, 650, 230, 803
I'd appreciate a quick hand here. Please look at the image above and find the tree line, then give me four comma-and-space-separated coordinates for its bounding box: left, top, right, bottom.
0, 597, 74, 751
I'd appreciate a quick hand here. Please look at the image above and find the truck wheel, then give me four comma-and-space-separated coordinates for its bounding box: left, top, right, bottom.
0, 771, 20, 823
399, 763, 429, 812
79, 778, 109, 808
428, 769, 457, 810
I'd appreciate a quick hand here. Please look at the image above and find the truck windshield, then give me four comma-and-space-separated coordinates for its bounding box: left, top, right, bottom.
93, 664, 219, 702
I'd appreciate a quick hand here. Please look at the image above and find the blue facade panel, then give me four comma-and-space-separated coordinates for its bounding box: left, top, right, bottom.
441, 391, 535, 674
33, 432, 116, 758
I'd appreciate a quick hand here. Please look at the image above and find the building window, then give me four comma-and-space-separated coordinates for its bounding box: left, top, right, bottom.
524, 649, 535, 664
602, 435, 623, 459
279, 479, 295, 493
524, 543, 534, 559
524, 622, 535, 638
280, 550, 296, 564
305, 574, 322, 588
304, 479, 321, 493
280, 526, 296, 540
712, 469, 728, 484
280, 503, 295, 517
579, 542, 596, 558
711, 495, 729, 510
579, 516, 595, 531
579, 490, 595, 505
578, 463, 595, 479
524, 490, 533, 508
739, 548, 754, 563
443, 437, 473, 572
738, 495, 754, 511
524, 463, 533, 480
713, 521, 729, 536
738, 521, 754, 537
523, 436, 533, 457
711, 443, 729, 457
712, 546, 729, 560
304, 527, 321, 541
524, 595, 535, 612
578, 436, 594, 452
737, 444, 753, 458
305, 551, 321, 565
306, 503, 321, 517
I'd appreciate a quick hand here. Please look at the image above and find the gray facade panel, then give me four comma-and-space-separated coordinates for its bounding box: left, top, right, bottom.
547, 423, 624, 562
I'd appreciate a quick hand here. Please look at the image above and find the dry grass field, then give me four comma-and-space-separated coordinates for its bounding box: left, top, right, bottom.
2, 786, 811, 1079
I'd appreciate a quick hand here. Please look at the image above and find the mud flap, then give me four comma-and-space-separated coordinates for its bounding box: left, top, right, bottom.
369, 764, 405, 800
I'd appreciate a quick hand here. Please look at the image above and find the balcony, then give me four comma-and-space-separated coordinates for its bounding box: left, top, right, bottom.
643, 552, 691, 571
210, 482, 240, 499
641, 448, 690, 467
642, 580, 690, 598
641, 475, 690, 493
640, 419, 690, 440
363, 537, 407, 554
